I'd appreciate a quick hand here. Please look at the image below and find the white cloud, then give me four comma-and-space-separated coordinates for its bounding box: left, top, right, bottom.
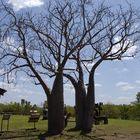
114, 68, 129, 74
24, 89, 41, 95
119, 68, 128, 73
112, 36, 137, 60
0, 69, 5, 75
0, 82, 21, 92
116, 81, 135, 91
65, 83, 73, 89
18, 95, 28, 99
86, 62, 95, 70
2, 37, 30, 57
95, 72, 101, 76
8, 0, 44, 11
2, 37, 23, 53
19, 76, 31, 82
95, 83, 102, 87
2, 37, 16, 51
122, 85, 135, 91
118, 96, 132, 100
136, 80, 140, 84
116, 82, 128, 86
114, 96, 134, 104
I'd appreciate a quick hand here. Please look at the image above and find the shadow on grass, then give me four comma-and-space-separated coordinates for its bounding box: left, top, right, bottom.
67, 127, 82, 132
38, 128, 105, 140
0, 129, 43, 140
0, 127, 105, 140
38, 132, 49, 140
38, 131, 79, 140
67, 127, 104, 140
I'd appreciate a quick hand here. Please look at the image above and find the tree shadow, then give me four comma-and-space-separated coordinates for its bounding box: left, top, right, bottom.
38, 132, 49, 140
81, 133, 104, 140
67, 127, 81, 132
0, 129, 41, 140
38, 128, 105, 140
38, 131, 64, 140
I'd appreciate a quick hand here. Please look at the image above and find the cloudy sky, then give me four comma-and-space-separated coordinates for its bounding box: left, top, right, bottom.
7, 0, 44, 11
1, 0, 140, 106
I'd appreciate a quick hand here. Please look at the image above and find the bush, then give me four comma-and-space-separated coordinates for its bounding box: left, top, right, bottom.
102, 103, 120, 119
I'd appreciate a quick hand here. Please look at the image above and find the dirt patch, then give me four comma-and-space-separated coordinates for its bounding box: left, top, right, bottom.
99, 133, 140, 140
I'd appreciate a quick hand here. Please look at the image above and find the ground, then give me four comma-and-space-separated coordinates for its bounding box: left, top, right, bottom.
0, 115, 140, 140
99, 134, 140, 140
0, 127, 140, 140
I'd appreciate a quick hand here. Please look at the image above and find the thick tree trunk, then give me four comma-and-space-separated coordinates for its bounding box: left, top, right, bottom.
75, 84, 86, 130
82, 98, 94, 132
82, 82, 95, 132
47, 72, 64, 135
63, 73, 86, 130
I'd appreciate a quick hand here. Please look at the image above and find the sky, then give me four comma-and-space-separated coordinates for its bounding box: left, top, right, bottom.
1, 0, 140, 106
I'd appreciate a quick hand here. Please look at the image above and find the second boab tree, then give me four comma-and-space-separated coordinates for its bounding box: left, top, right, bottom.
63, 1, 140, 132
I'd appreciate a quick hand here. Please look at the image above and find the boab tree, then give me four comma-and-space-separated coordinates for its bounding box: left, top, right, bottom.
0, 1, 83, 134
62, 1, 110, 130
64, 2, 140, 132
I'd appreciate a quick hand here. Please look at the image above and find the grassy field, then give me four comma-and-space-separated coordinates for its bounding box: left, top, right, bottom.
0, 115, 140, 140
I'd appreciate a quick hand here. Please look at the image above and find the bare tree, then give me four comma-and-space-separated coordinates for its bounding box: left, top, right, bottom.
63, 1, 140, 132
0, 0, 140, 134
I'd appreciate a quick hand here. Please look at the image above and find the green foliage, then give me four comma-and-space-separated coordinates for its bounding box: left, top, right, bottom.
102, 103, 140, 120
66, 105, 75, 117
102, 103, 120, 119
0, 100, 41, 115
0, 92, 140, 121
0, 102, 22, 114
129, 103, 140, 120
118, 104, 130, 120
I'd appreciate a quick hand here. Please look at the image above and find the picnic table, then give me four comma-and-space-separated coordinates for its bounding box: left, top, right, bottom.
28, 113, 40, 129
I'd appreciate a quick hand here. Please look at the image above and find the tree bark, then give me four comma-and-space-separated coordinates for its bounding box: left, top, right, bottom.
63, 73, 86, 130
75, 83, 86, 130
47, 71, 64, 135
82, 93, 95, 131
82, 59, 103, 132
82, 76, 95, 132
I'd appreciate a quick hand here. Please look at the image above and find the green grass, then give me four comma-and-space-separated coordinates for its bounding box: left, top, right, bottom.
96, 119, 140, 135
0, 115, 48, 130
0, 115, 140, 140
0, 115, 48, 140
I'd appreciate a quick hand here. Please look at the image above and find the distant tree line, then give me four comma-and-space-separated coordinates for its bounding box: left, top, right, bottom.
66, 92, 140, 121
66, 104, 140, 121
0, 99, 43, 115
102, 92, 140, 120
0, 102, 139, 120
101, 103, 140, 121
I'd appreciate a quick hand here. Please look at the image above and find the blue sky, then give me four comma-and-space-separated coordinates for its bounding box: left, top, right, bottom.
1, 0, 140, 106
